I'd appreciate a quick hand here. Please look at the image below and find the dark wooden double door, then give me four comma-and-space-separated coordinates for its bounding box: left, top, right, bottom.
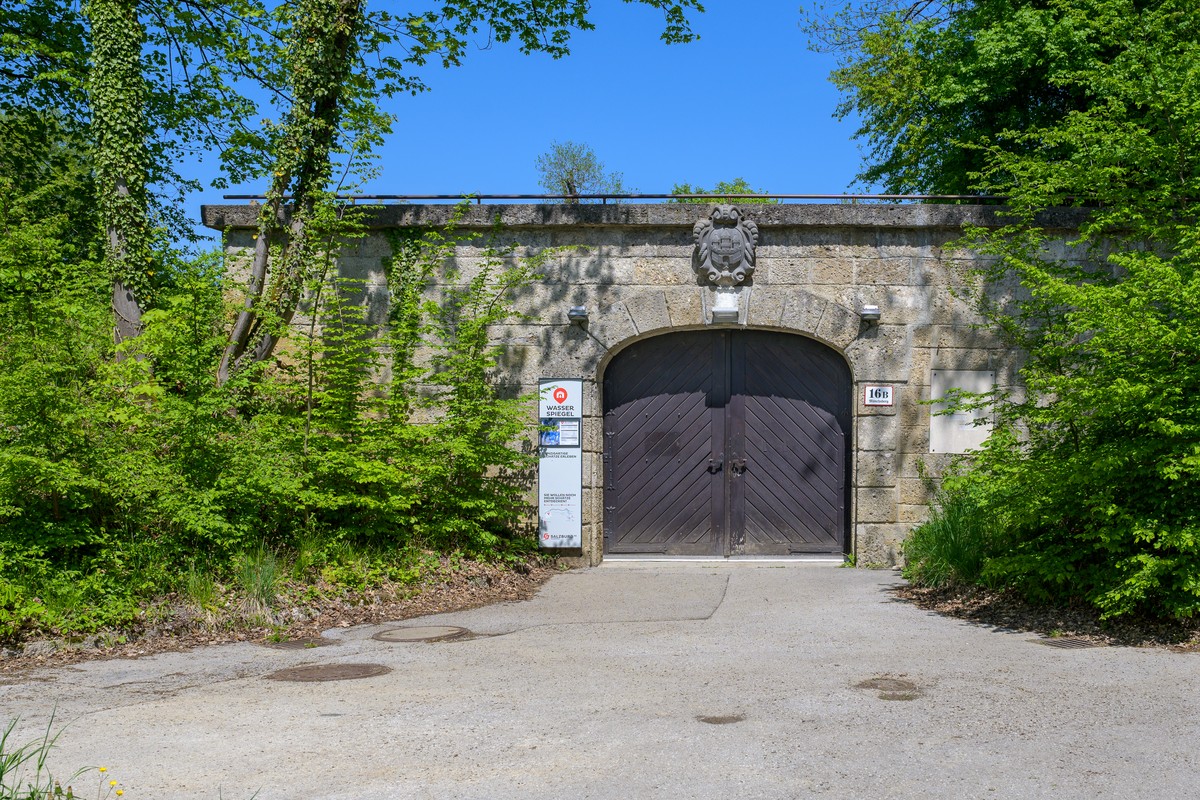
603, 330, 851, 556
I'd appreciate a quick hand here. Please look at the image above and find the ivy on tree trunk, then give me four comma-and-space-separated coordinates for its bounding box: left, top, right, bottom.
218, 0, 363, 385
86, 0, 150, 348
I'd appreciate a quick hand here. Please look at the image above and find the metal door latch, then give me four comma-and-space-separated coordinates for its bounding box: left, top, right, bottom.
730, 458, 747, 475
707, 457, 723, 473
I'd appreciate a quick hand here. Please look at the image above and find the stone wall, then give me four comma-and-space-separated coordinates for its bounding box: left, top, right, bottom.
203, 202, 1087, 566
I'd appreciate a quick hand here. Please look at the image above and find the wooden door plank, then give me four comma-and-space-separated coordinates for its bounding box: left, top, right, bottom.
604, 332, 725, 555
736, 331, 851, 556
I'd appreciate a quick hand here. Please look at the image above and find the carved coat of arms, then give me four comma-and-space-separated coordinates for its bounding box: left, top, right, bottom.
693, 205, 759, 286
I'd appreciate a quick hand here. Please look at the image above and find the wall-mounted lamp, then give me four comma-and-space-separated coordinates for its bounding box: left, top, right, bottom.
567, 305, 589, 326
710, 288, 741, 325
859, 304, 882, 324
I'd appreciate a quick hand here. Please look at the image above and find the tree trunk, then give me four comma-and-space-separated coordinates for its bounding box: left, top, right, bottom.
87, 0, 150, 350
217, 195, 284, 384
217, 0, 363, 384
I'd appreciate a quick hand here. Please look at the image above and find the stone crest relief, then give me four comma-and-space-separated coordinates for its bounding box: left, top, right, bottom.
693, 205, 759, 286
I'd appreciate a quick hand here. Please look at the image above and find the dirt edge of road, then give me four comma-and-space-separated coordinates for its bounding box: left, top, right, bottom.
1, 558, 562, 675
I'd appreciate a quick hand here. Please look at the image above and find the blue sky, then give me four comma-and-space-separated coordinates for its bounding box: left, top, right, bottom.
191, 2, 869, 223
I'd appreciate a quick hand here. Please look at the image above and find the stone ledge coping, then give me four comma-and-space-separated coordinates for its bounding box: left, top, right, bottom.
202, 203, 1088, 232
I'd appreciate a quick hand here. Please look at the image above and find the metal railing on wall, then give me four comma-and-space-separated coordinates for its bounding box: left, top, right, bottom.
220, 192, 1002, 205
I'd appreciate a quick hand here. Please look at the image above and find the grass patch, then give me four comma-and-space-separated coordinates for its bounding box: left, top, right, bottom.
184, 567, 217, 610
1, 543, 551, 657
902, 486, 994, 588
237, 543, 280, 614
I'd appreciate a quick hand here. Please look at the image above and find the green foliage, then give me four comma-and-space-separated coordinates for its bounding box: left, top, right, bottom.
902, 481, 996, 588
959, 0, 1200, 620
807, 0, 1095, 194
826, 0, 1200, 619
670, 178, 779, 204
316, 541, 425, 591
1, 715, 67, 800
417, 234, 543, 550
0, 716, 123, 800
183, 566, 217, 610
237, 543, 280, 611
535, 140, 627, 200
0, 112, 96, 248
86, 0, 149, 260
952, 241, 1200, 618
0, 2, 88, 119
384, 212, 547, 552
0, 0, 705, 642
0, 193, 545, 640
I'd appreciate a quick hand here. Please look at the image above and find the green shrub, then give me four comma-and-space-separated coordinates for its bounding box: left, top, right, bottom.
0, 196, 544, 641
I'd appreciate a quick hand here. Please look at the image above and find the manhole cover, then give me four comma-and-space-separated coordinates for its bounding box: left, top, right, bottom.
856, 677, 917, 693
1037, 637, 1104, 649
697, 714, 745, 725
266, 663, 392, 682
262, 637, 334, 650
855, 677, 923, 700
372, 626, 469, 643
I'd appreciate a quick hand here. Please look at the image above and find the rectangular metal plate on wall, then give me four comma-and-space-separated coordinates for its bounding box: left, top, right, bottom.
863, 385, 894, 407
538, 379, 583, 549
930, 370, 995, 454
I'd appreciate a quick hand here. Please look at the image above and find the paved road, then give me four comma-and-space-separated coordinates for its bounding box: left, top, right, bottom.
2, 563, 1197, 799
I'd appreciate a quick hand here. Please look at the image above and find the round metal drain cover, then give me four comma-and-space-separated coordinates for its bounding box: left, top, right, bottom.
262, 637, 334, 650
266, 663, 392, 682
372, 625, 469, 643
855, 677, 923, 700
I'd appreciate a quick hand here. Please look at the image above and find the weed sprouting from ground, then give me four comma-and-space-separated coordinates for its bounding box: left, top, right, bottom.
0, 714, 124, 800
185, 567, 217, 610
237, 543, 280, 613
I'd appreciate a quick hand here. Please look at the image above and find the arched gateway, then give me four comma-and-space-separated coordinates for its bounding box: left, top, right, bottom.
203, 201, 1050, 566
603, 330, 851, 557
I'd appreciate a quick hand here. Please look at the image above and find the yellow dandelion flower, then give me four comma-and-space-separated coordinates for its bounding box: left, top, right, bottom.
99, 767, 107, 773
110, 780, 118, 787
116, 791, 124, 797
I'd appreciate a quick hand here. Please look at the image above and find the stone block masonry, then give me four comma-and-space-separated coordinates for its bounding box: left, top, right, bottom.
203, 202, 1087, 566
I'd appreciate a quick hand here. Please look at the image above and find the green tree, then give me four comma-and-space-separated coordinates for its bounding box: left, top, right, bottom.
218, 3, 701, 378
670, 177, 778, 203
7, 0, 705, 364
218, 0, 369, 382
0, 0, 707, 640
0, 1, 89, 119
819, 0, 1200, 618
87, 0, 152, 346
807, 0, 1094, 194
535, 140, 627, 202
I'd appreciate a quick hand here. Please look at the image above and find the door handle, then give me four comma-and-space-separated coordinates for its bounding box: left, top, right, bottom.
707, 457, 723, 473
730, 458, 747, 475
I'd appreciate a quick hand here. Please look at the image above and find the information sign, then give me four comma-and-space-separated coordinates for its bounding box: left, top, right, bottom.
538, 379, 583, 549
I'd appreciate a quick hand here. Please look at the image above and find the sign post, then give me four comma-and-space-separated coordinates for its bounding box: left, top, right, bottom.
538, 378, 583, 549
